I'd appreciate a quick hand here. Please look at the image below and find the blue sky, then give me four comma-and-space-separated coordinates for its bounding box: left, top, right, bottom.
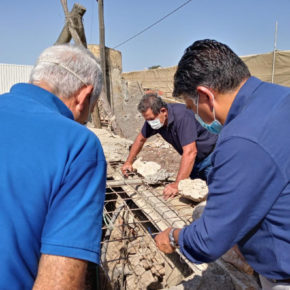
1, 0, 290, 72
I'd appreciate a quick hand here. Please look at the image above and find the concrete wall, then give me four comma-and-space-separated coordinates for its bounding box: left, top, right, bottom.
89, 45, 145, 140
122, 66, 176, 98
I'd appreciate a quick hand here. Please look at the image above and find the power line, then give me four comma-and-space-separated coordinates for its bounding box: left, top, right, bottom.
113, 0, 192, 49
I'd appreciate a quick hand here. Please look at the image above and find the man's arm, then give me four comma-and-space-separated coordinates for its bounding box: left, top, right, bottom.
156, 138, 286, 262
163, 142, 197, 200
122, 132, 147, 176
33, 254, 87, 290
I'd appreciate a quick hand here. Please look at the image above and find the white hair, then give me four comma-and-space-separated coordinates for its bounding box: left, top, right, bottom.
30, 44, 102, 105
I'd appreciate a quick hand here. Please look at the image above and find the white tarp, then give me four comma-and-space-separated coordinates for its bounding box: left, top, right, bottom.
122, 50, 290, 98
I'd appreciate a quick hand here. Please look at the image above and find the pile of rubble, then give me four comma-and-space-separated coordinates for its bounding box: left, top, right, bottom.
88, 127, 132, 163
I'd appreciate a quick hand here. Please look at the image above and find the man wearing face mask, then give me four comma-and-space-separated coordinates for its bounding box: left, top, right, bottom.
154, 39, 290, 290
121, 93, 217, 199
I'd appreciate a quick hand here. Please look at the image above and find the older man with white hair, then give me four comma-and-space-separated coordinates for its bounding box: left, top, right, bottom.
0, 44, 106, 289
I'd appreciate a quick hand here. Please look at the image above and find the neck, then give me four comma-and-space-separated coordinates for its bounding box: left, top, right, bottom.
216, 78, 248, 124
32, 81, 74, 110
32, 81, 56, 95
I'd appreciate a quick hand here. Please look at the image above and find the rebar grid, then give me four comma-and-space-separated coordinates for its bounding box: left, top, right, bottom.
108, 171, 193, 214
100, 161, 198, 287
101, 192, 182, 288
100, 162, 257, 290
102, 162, 197, 246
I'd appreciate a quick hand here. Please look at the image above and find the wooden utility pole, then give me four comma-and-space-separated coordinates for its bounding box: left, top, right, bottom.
93, 0, 124, 136
98, 0, 110, 106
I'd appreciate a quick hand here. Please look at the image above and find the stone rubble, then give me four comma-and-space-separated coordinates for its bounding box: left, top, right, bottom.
144, 135, 171, 149
167, 263, 235, 290
88, 127, 132, 162
104, 210, 172, 290
178, 178, 208, 202
133, 157, 173, 184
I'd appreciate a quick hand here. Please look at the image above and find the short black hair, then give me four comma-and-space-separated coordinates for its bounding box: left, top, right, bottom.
173, 39, 251, 99
137, 93, 167, 115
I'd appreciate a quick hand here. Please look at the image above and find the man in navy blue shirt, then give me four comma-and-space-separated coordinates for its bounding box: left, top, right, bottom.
154, 39, 290, 289
0, 45, 106, 289
121, 93, 217, 199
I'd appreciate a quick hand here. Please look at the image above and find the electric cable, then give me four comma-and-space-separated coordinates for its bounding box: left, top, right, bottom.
113, 0, 192, 49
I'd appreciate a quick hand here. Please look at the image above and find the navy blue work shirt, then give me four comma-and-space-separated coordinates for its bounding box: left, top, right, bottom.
0, 83, 106, 289
141, 103, 217, 162
179, 77, 290, 280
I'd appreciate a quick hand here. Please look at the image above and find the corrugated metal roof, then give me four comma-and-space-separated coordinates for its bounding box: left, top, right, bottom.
0, 63, 33, 94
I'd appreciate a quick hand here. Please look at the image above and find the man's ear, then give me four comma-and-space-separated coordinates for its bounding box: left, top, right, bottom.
76, 85, 93, 111
196, 86, 214, 109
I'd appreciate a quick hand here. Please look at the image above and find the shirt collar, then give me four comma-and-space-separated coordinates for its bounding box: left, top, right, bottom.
224, 76, 263, 125
10, 83, 74, 120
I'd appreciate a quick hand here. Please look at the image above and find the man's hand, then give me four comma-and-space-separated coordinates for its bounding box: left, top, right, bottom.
163, 182, 179, 200
154, 228, 175, 254
121, 161, 133, 177
121, 133, 147, 177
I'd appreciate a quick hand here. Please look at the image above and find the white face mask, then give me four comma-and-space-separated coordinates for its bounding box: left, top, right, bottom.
147, 118, 163, 130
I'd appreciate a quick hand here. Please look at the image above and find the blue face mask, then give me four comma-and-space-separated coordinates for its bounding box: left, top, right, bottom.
195, 94, 222, 135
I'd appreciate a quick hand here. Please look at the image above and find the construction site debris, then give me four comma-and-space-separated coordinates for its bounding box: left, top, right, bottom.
191, 200, 207, 221
178, 179, 208, 202
144, 136, 171, 149
133, 157, 173, 184
88, 127, 260, 289
222, 246, 254, 275
88, 127, 132, 162
188, 197, 255, 277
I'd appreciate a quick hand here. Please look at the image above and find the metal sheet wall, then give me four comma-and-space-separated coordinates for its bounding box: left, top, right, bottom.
0, 63, 33, 94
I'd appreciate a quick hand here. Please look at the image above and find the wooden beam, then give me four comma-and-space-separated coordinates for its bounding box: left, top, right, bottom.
98, 0, 110, 105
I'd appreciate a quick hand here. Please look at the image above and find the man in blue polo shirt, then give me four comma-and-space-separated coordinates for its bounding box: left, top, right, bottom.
154, 39, 290, 289
121, 93, 217, 199
0, 45, 106, 289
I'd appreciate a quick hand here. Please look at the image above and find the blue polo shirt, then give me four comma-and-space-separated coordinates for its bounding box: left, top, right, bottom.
179, 77, 290, 279
141, 103, 217, 162
0, 83, 106, 289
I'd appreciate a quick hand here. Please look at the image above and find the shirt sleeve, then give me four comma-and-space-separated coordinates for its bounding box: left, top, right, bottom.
176, 112, 198, 147
178, 137, 286, 263
141, 121, 158, 138
40, 136, 107, 264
